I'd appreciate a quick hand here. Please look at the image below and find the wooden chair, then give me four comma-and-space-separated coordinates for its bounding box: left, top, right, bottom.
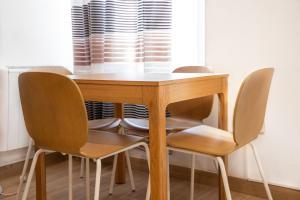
16, 67, 134, 199
106, 66, 214, 195
18, 72, 150, 200
167, 68, 274, 200
121, 66, 214, 132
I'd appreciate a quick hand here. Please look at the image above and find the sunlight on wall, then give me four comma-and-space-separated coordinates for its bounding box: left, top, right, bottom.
172, 0, 205, 69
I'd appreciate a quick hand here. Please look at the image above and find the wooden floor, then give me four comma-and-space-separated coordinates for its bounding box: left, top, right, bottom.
0, 159, 264, 200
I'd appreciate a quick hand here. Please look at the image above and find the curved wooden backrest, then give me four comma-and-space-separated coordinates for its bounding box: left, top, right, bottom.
233, 68, 274, 146
167, 66, 214, 121
28, 66, 72, 75
173, 66, 212, 73
19, 72, 88, 155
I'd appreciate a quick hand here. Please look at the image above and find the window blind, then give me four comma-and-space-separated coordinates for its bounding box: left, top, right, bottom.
72, 0, 172, 72
85, 101, 150, 119
73, 0, 172, 119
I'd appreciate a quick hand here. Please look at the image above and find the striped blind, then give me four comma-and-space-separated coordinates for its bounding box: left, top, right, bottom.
85, 101, 171, 120
85, 102, 149, 119
72, 0, 172, 72
73, 0, 172, 119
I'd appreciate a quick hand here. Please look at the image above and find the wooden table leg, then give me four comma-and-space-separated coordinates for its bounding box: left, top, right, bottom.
114, 103, 126, 184
218, 79, 228, 200
35, 150, 47, 200
115, 155, 126, 184
146, 87, 167, 200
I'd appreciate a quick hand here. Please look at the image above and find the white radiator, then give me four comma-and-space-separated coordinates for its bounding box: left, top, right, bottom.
0, 66, 31, 152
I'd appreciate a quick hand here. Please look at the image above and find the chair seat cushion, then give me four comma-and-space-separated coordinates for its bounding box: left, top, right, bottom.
167, 125, 237, 156
80, 130, 143, 159
122, 117, 202, 132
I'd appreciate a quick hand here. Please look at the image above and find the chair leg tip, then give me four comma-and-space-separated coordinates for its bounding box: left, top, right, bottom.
109, 193, 112, 196
132, 189, 135, 192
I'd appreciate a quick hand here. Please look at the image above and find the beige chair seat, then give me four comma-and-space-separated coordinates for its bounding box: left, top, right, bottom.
167, 125, 237, 156
80, 130, 143, 159
88, 118, 121, 130
122, 117, 202, 132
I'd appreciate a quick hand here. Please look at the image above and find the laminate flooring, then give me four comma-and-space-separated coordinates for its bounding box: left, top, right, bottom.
0, 159, 265, 200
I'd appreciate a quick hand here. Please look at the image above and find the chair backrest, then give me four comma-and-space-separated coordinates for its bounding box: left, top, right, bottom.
28, 66, 72, 75
233, 68, 274, 146
167, 66, 214, 121
19, 72, 88, 155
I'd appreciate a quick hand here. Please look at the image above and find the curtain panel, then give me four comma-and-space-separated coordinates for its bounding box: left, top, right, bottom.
72, 0, 172, 119
85, 101, 151, 120
72, 0, 172, 73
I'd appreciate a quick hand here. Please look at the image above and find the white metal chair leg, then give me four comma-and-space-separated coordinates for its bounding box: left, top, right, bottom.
213, 159, 219, 172
125, 151, 136, 192
21, 149, 44, 200
216, 157, 232, 200
142, 144, 151, 200
85, 158, 90, 200
118, 125, 125, 134
68, 155, 73, 200
109, 126, 136, 195
190, 154, 196, 200
16, 139, 33, 199
94, 159, 102, 200
80, 157, 85, 179
249, 143, 273, 200
109, 154, 118, 195
166, 151, 170, 200
121, 125, 137, 194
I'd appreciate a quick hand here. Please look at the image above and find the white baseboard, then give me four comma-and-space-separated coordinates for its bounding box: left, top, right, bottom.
0, 147, 28, 167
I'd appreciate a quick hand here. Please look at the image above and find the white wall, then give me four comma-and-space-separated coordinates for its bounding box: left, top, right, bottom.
205, 0, 300, 189
171, 0, 205, 68
0, 0, 73, 70
0, 0, 73, 166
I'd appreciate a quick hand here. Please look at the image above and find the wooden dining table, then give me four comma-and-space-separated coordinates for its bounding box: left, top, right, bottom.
35, 72, 228, 200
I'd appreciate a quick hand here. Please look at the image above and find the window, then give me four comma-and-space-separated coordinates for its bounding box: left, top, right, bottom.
171, 0, 205, 70
72, 0, 205, 73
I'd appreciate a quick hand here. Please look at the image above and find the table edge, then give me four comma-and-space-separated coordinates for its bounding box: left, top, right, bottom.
70, 73, 229, 86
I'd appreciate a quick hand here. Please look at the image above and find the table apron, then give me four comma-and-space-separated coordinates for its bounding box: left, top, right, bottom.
77, 83, 143, 104
164, 77, 226, 105
77, 77, 226, 107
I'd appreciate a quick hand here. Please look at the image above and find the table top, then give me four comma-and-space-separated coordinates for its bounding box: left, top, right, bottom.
69, 73, 228, 86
